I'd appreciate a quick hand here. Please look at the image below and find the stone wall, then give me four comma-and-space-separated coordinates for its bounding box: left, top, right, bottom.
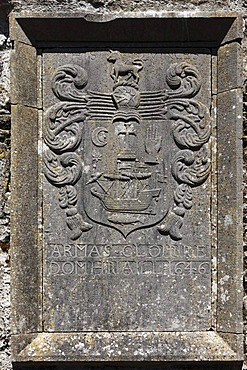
0, 2, 11, 369
0, 0, 246, 369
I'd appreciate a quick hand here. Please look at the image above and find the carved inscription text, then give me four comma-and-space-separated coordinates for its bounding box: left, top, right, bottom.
47, 243, 210, 276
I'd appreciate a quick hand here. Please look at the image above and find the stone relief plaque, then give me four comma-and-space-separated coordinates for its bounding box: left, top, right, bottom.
43, 49, 212, 332
10, 14, 243, 367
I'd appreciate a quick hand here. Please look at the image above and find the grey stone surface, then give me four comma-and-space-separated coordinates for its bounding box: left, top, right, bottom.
243, 74, 247, 370
9, 12, 243, 368
43, 49, 212, 333
5, 0, 245, 12
0, 1, 245, 370
10, 332, 242, 362
11, 104, 41, 334
10, 42, 37, 107
218, 42, 242, 93
0, 52, 10, 114
9, 17, 32, 45
217, 89, 243, 333
0, 248, 10, 370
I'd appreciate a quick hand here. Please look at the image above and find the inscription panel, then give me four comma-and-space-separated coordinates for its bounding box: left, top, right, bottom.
43, 49, 212, 332
47, 243, 210, 276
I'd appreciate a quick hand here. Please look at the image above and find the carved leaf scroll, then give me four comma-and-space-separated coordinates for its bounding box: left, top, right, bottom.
52, 64, 88, 102
171, 148, 211, 187
174, 184, 193, 211
44, 103, 86, 153
166, 62, 201, 98
158, 62, 211, 240
44, 151, 82, 186
44, 65, 92, 239
167, 100, 211, 149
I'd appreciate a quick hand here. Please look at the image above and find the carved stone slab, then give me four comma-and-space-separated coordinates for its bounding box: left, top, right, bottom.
43, 50, 212, 332
10, 13, 243, 369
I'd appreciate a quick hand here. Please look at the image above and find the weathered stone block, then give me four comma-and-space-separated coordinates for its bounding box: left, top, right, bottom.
11, 104, 41, 334
217, 89, 243, 333
218, 42, 242, 92
11, 42, 37, 107
10, 13, 243, 369
9, 16, 32, 45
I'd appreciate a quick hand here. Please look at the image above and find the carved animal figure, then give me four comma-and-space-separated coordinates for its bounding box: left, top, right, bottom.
107, 50, 143, 84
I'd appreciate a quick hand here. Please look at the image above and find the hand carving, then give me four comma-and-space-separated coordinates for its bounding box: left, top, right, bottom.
44, 64, 93, 240
58, 185, 77, 208
44, 59, 211, 241
65, 207, 92, 240
145, 125, 162, 155
157, 211, 184, 241
59, 187, 92, 239
174, 184, 193, 210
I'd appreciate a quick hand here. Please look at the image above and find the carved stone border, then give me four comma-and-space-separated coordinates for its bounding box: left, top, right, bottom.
10, 12, 243, 368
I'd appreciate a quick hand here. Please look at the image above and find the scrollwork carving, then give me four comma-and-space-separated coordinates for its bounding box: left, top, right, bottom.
44, 103, 85, 153
44, 64, 92, 240
59, 187, 92, 240
44, 151, 82, 186
166, 62, 201, 98
58, 185, 78, 208
157, 211, 184, 241
52, 64, 88, 102
174, 183, 193, 211
171, 148, 210, 187
65, 208, 92, 240
167, 100, 211, 149
158, 62, 211, 240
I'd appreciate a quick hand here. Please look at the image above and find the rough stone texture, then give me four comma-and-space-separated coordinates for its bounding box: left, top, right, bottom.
10, 12, 243, 369
0, 5, 11, 370
6, 0, 245, 12
11, 43, 37, 107
11, 105, 41, 335
10, 332, 242, 362
243, 44, 247, 370
0, 1, 246, 370
217, 88, 243, 333
218, 42, 243, 93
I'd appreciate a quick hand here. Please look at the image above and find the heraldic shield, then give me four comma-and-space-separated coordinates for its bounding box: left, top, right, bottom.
83, 118, 172, 237
44, 51, 211, 241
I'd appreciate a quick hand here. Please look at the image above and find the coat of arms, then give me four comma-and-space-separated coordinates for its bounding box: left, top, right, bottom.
44, 51, 211, 239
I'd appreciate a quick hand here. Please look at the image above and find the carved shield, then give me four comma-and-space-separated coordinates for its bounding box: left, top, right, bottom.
82, 118, 173, 237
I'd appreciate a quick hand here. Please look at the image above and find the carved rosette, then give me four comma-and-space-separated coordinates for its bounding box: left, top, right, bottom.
44, 56, 211, 241
44, 65, 92, 240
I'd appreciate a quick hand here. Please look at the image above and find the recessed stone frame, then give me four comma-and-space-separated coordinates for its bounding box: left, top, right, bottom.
10, 12, 243, 369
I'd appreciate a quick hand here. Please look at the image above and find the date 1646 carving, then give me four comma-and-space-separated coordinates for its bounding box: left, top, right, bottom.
44, 52, 211, 240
